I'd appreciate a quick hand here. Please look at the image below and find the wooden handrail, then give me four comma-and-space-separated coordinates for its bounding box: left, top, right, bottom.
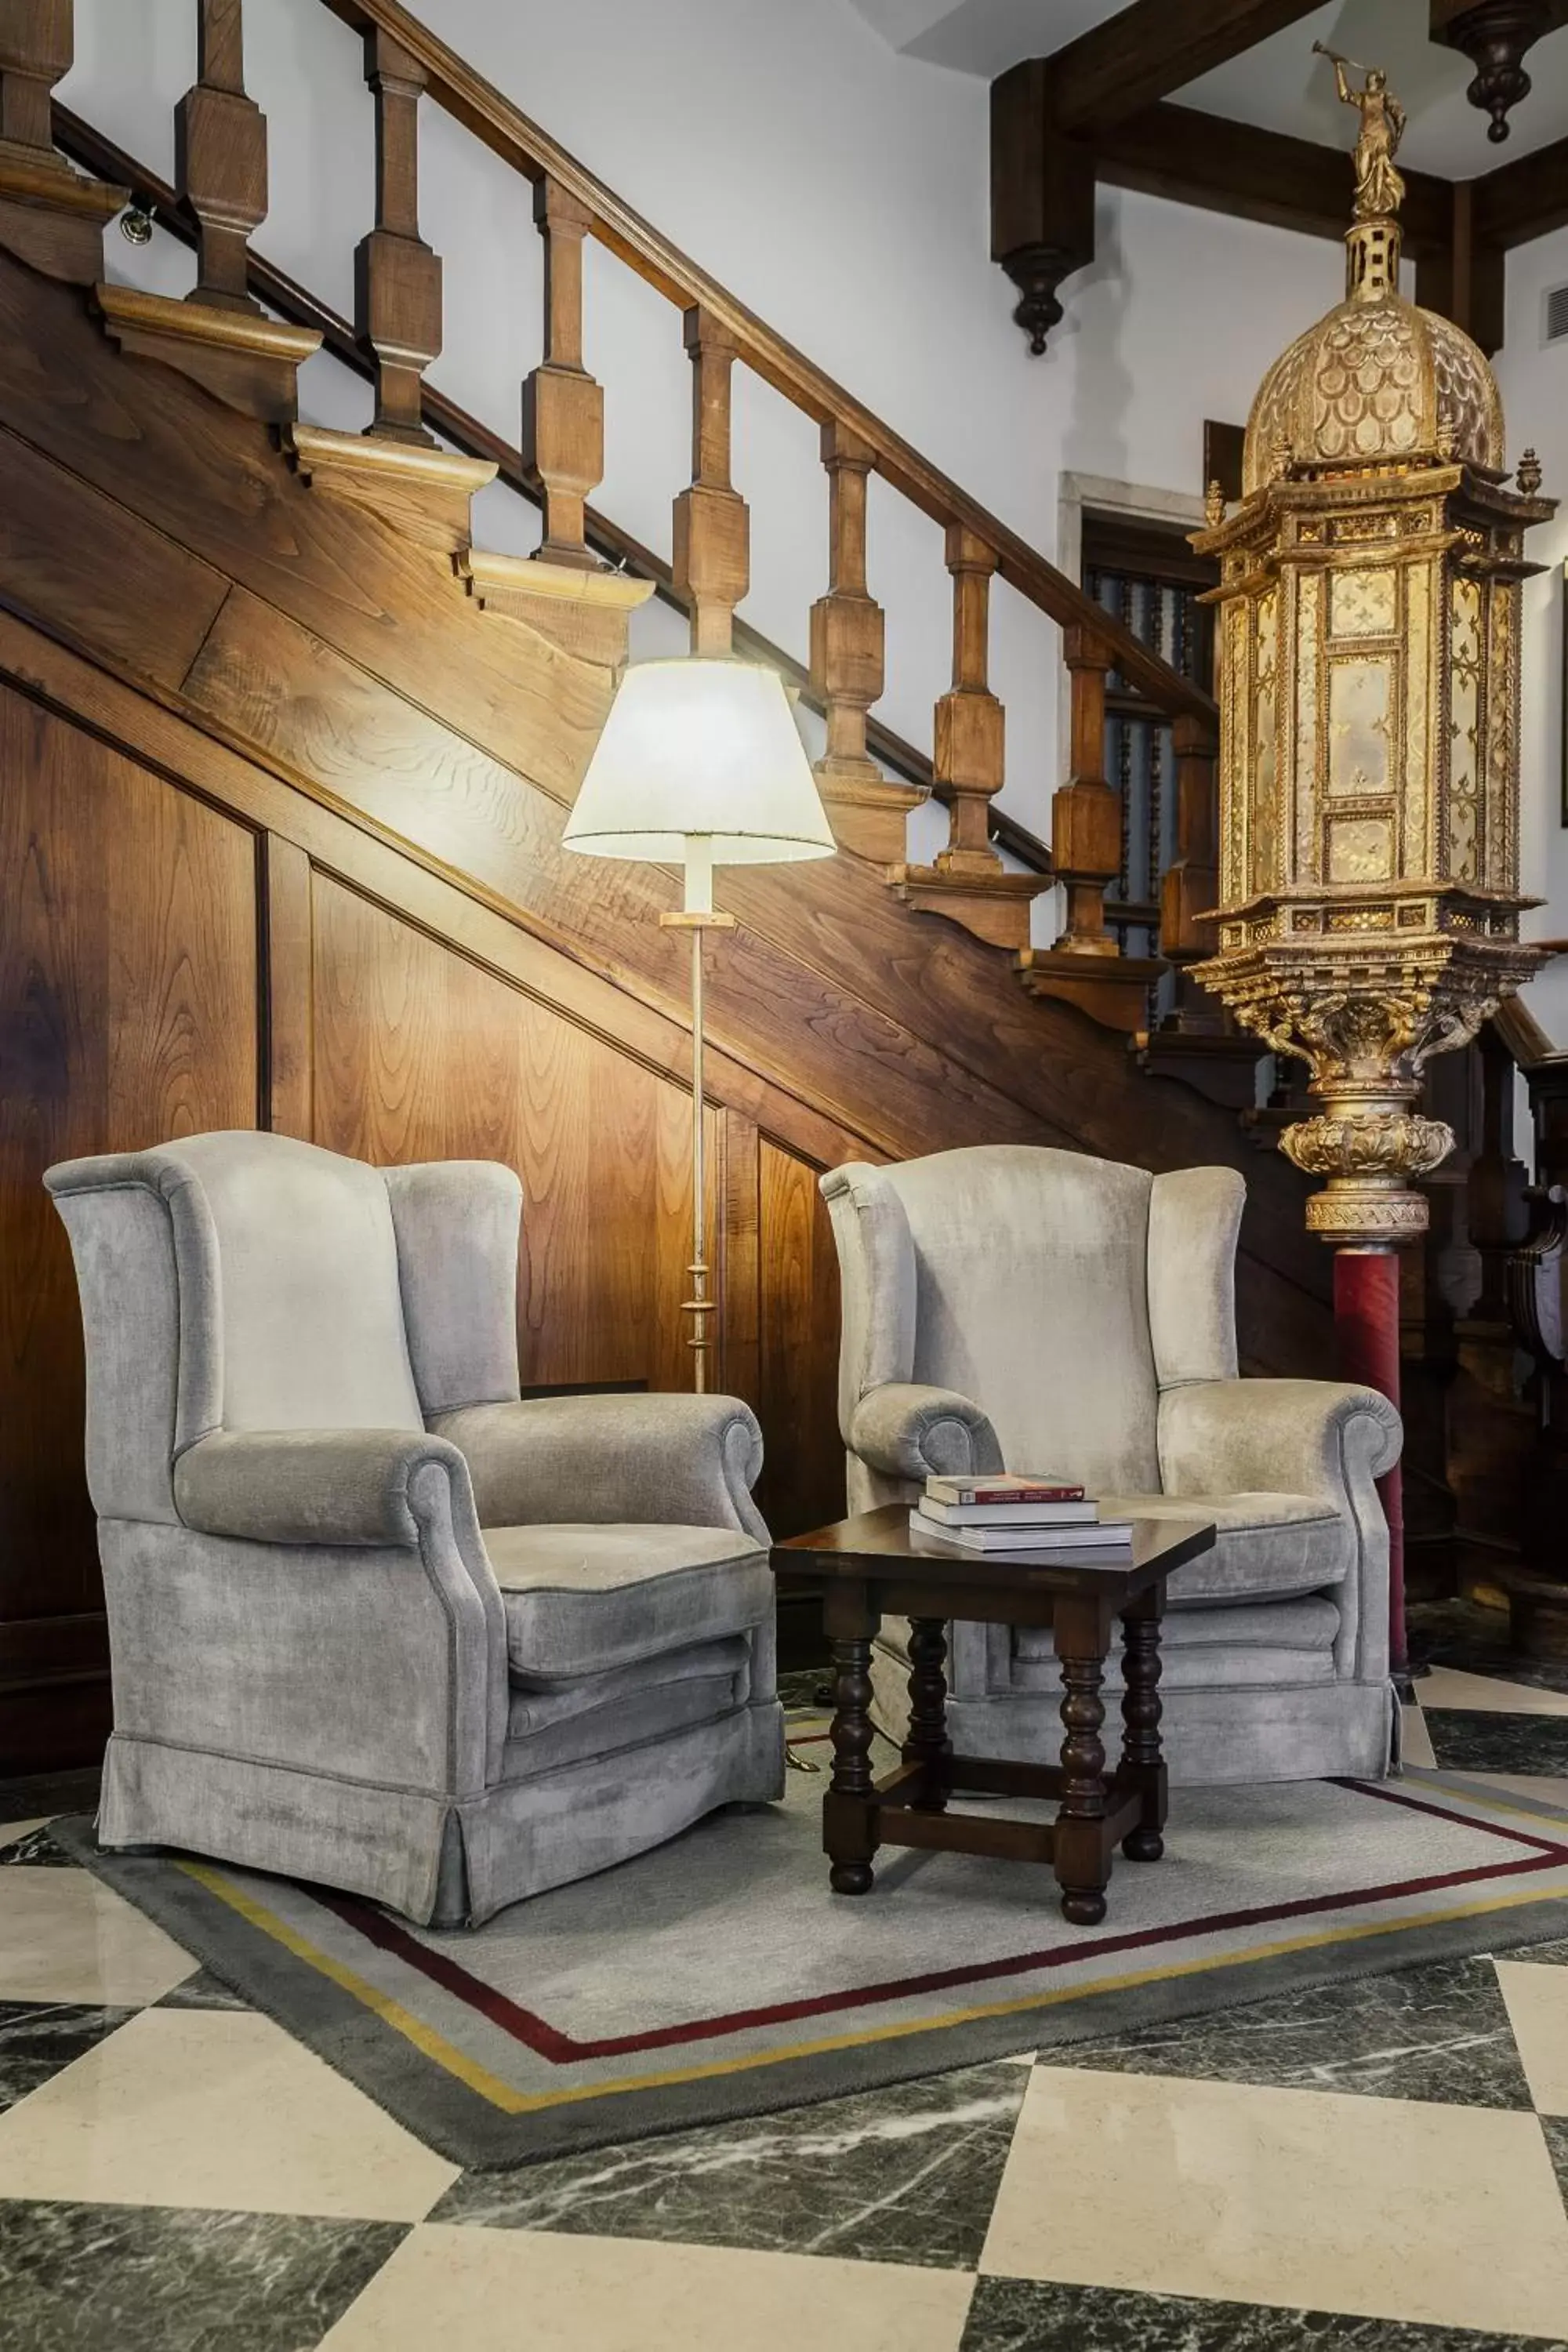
1494, 987, 1568, 1076
314, 0, 1214, 733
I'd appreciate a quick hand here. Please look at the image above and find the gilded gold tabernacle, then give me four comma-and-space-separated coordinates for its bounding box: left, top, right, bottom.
1191, 56, 1554, 1245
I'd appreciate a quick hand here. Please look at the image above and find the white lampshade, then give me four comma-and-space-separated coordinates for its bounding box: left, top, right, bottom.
562, 658, 836, 867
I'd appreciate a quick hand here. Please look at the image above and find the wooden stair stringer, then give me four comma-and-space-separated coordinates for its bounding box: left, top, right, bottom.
0, 242, 1332, 1381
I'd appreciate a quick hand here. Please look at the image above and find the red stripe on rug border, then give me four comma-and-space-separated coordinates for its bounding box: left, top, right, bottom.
307, 1781, 1568, 2067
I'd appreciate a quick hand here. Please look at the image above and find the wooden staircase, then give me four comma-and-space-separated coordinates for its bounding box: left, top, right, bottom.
20, 0, 1235, 991
0, 0, 1345, 1767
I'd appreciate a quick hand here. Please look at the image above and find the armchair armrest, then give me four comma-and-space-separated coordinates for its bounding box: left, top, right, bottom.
173, 1428, 476, 1548
430, 1392, 768, 1541
171, 1425, 506, 1799
1158, 1378, 1402, 1503
848, 1383, 1003, 1483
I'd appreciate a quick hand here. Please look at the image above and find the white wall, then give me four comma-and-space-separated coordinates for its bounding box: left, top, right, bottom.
1494, 228, 1568, 1051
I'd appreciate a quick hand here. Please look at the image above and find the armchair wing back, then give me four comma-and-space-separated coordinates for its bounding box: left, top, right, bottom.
823, 1147, 1245, 1504
46, 1131, 527, 1524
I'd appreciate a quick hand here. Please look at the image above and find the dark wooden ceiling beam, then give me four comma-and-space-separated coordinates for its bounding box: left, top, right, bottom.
1046, 0, 1332, 136
993, 44, 1567, 355
1094, 103, 1455, 255
1474, 127, 1568, 245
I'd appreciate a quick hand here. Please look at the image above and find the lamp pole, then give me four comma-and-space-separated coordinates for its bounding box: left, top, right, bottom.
659, 838, 734, 1394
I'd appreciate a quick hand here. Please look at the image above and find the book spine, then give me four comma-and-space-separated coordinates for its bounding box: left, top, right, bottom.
929, 1485, 1084, 1506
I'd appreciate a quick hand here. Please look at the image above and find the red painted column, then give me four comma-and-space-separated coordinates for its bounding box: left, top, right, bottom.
1333, 1247, 1406, 1677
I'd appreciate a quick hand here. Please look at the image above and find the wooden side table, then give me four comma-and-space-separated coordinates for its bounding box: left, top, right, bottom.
772, 1505, 1216, 1925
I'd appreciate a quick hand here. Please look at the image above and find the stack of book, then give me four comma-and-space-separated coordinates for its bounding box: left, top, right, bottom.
909, 1473, 1133, 1555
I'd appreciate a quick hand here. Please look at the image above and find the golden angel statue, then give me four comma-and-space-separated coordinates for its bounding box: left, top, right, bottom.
1315, 43, 1406, 220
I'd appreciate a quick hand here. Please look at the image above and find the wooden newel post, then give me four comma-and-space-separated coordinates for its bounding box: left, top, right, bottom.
1050, 627, 1120, 956
673, 306, 748, 655
356, 25, 441, 445
0, 0, 125, 281
1160, 716, 1225, 1017
1140, 714, 1263, 1103
523, 177, 603, 569
177, 0, 266, 310
933, 525, 1004, 875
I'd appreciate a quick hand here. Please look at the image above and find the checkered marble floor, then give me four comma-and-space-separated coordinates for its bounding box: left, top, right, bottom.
5, 1652, 1568, 2350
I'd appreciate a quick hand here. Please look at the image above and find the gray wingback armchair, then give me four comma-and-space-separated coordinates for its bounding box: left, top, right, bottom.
822, 1145, 1403, 1784
46, 1131, 783, 1926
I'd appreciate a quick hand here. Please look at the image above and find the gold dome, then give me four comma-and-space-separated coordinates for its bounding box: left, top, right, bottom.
1242, 267, 1504, 496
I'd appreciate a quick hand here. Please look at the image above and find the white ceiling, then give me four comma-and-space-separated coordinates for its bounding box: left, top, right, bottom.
849, 0, 1568, 175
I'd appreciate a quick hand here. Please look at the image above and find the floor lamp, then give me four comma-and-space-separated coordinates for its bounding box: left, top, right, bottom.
563, 659, 836, 1395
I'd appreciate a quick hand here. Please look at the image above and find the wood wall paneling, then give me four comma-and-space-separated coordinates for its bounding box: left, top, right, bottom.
0, 684, 258, 1769
0, 252, 1329, 1353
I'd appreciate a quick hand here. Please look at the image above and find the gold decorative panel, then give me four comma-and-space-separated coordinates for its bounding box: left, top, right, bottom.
1486, 583, 1516, 891
1330, 568, 1397, 638
1329, 658, 1392, 796
1403, 565, 1430, 875
1250, 589, 1279, 895
1294, 574, 1320, 880
1221, 602, 1247, 903
1327, 815, 1393, 881
1448, 576, 1481, 884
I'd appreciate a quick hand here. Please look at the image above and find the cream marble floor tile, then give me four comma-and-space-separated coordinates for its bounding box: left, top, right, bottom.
1418, 1666, 1568, 1715
0, 1815, 50, 1845
320, 2225, 975, 2352
1497, 1959, 1568, 2114
1399, 1704, 1436, 1768
980, 2064, 1568, 2338
0, 1867, 197, 2004
0, 2007, 457, 2222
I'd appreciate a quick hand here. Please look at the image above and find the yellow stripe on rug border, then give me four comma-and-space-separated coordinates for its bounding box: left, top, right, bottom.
180, 1857, 1568, 2117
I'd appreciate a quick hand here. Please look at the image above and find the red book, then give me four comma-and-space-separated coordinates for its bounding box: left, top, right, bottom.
924, 1473, 1086, 1508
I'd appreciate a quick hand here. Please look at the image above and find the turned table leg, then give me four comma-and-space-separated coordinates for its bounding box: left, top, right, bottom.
902, 1615, 951, 1811
824, 1581, 880, 1896
1054, 1595, 1111, 1926
1120, 1590, 1167, 1863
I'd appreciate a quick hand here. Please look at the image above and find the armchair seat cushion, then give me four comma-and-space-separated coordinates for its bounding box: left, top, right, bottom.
1098, 1491, 1348, 1607
485, 1523, 771, 1686
1011, 1597, 1341, 1691
504, 1636, 753, 1774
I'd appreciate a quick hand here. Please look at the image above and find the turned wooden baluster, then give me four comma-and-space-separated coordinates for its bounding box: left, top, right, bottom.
176, 0, 265, 310
523, 176, 602, 568
1159, 715, 1221, 1016
355, 24, 441, 444
932, 524, 1005, 875
673, 306, 748, 654
811, 423, 884, 784
0, 0, 123, 282
1050, 627, 1121, 954
0, 0, 66, 154
808, 423, 922, 862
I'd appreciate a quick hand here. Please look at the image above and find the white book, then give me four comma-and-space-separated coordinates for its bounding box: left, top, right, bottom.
909, 1508, 1134, 1553
918, 1494, 1099, 1528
